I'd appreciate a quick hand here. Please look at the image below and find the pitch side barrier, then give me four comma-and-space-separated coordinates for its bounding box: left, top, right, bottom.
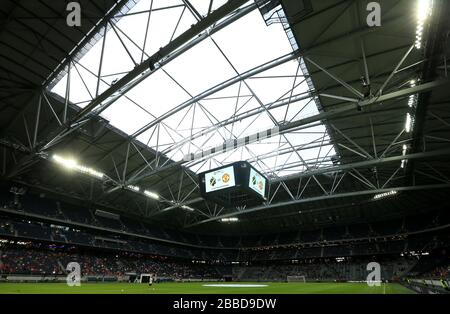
1, 275, 66, 283
0, 274, 223, 284
0, 274, 120, 283
402, 279, 450, 294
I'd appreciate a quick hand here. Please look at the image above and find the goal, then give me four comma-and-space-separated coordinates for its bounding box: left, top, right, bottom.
286, 275, 306, 283
138, 273, 153, 284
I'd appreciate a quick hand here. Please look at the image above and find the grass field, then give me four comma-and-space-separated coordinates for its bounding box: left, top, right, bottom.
0, 282, 414, 294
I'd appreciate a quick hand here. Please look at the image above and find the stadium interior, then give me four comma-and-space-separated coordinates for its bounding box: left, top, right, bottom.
0, 0, 449, 294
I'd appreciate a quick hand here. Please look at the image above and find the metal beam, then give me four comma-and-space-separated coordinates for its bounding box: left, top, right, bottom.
125, 80, 449, 185
151, 197, 204, 216
273, 148, 450, 183
188, 81, 450, 164
185, 183, 450, 227
153, 148, 450, 215
44, 0, 132, 88
70, 0, 250, 124
130, 49, 301, 140
39, 0, 256, 153
408, 0, 450, 186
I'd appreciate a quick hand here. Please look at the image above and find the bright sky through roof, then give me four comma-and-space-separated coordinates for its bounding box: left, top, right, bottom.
51, 0, 336, 178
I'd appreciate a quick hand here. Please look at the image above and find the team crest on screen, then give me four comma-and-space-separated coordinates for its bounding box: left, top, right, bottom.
222, 173, 230, 183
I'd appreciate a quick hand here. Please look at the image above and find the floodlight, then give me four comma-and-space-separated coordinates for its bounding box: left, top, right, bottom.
52, 154, 104, 179
53, 154, 77, 169
415, 0, 433, 49
181, 205, 195, 211
405, 113, 412, 133
127, 185, 140, 192
373, 190, 398, 200
221, 217, 239, 222
144, 190, 159, 200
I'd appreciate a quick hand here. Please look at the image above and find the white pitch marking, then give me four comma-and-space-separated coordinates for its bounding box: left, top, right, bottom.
202, 284, 268, 288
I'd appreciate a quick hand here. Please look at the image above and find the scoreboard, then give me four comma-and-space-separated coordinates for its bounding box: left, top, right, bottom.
204, 165, 236, 193
198, 161, 268, 207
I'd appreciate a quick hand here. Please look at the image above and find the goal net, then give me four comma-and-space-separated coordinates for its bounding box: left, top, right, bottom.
286, 275, 306, 283
138, 274, 153, 283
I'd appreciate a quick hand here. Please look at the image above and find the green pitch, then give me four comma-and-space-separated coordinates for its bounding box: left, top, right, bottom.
0, 282, 414, 294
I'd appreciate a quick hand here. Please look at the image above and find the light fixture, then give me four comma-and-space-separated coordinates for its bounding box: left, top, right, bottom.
52, 154, 104, 179
181, 205, 195, 211
221, 217, 239, 222
373, 190, 398, 200
144, 190, 159, 200
52, 154, 77, 169
415, 0, 433, 49
408, 95, 416, 108
127, 185, 140, 192
405, 113, 413, 133
401, 144, 408, 169
408, 80, 418, 108
401, 160, 406, 169
77, 165, 104, 178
